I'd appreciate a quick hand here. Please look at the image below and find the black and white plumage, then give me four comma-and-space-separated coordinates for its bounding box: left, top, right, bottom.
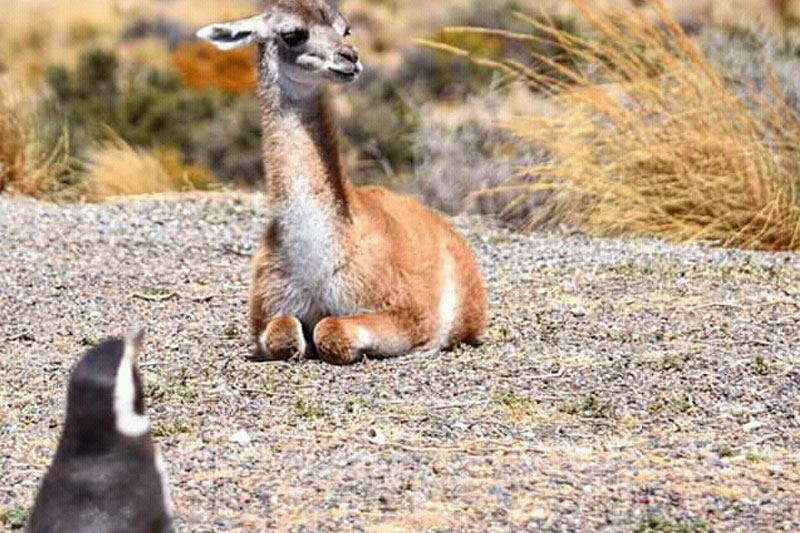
28, 331, 173, 533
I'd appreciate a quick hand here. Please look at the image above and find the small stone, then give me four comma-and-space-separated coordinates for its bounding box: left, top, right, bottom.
531, 508, 548, 520
366, 427, 386, 446
229, 429, 252, 446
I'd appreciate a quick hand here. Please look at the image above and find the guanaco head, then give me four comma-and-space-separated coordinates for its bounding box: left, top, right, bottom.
196, 0, 362, 90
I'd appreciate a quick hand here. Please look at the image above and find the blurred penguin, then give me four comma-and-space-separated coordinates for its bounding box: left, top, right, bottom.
28, 330, 173, 533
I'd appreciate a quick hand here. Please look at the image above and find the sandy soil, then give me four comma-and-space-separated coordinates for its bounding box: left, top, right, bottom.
1, 194, 798, 532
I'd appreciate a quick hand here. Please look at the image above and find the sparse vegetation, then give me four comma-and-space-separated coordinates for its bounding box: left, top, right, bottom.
153, 420, 193, 438
492, 388, 535, 422
79, 336, 96, 347
658, 353, 689, 372
751, 355, 772, 375
412, 108, 548, 224
1, 505, 27, 530
635, 515, 708, 533
148, 370, 200, 404
223, 323, 241, 339
745, 451, 763, 463
85, 138, 216, 198
650, 392, 694, 415
714, 445, 735, 458
294, 397, 324, 419
560, 394, 614, 418
135, 286, 176, 299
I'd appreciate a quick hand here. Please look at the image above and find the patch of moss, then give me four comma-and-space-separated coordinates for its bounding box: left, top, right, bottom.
635, 515, 707, 533
658, 353, 689, 372
79, 336, 96, 347
560, 394, 613, 418
649, 393, 693, 415
148, 369, 199, 404
294, 397, 324, 419
1, 506, 27, 530
492, 389, 532, 410
751, 356, 771, 376
222, 323, 241, 339
153, 421, 193, 438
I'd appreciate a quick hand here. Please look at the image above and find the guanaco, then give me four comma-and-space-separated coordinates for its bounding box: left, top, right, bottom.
197, 0, 486, 365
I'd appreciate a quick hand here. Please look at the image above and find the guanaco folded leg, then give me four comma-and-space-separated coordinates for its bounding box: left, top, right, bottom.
249, 243, 308, 361
252, 315, 307, 361
313, 312, 434, 365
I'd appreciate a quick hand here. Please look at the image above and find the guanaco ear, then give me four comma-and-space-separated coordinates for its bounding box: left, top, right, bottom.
196, 15, 267, 50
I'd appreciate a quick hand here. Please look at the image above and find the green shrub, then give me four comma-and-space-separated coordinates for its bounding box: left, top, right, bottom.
410, 1, 579, 100
341, 79, 419, 185
411, 104, 547, 225
43, 48, 263, 185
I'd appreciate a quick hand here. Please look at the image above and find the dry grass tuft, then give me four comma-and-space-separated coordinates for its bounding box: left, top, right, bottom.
443, 0, 800, 250
0, 87, 74, 198
84, 137, 217, 199
0, 94, 28, 193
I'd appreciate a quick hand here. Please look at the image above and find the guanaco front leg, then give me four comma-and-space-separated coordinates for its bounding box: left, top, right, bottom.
252, 315, 307, 361
313, 313, 433, 366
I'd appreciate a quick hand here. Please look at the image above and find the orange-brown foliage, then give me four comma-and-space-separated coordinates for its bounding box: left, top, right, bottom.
171, 41, 257, 95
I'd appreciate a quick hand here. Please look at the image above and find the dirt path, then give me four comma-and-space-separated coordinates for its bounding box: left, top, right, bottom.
1, 194, 798, 532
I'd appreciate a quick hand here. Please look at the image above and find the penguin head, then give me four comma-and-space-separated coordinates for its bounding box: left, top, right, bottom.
63, 329, 150, 450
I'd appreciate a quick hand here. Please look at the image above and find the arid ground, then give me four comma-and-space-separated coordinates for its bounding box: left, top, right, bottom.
1, 194, 798, 532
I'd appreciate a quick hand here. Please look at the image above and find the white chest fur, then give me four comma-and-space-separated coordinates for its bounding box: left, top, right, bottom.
271, 181, 357, 323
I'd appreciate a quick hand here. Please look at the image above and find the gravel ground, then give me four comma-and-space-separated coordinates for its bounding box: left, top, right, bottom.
1, 193, 798, 532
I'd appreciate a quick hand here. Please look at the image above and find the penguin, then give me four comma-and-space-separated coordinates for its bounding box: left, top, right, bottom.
28, 330, 173, 533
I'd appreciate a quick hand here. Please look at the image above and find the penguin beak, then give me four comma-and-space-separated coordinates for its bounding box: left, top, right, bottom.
125, 327, 146, 363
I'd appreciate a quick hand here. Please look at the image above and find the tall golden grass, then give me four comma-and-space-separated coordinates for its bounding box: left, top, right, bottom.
0, 87, 75, 198
440, 0, 800, 250
84, 137, 217, 199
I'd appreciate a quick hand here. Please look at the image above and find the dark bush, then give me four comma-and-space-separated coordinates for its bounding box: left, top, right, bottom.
410, 100, 549, 225
43, 48, 265, 184
395, 1, 579, 101
700, 25, 800, 114
341, 76, 419, 185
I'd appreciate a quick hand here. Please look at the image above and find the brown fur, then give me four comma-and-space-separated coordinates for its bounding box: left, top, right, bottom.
203, 0, 487, 364
249, 95, 487, 364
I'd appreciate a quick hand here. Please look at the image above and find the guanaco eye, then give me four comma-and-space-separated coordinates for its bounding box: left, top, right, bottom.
344, 27, 351, 37
281, 29, 309, 47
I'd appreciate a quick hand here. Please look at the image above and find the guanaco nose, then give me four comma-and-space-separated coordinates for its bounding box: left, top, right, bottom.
336, 46, 359, 65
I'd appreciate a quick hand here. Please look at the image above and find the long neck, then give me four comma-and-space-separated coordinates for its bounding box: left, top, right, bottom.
256, 45, 351, 222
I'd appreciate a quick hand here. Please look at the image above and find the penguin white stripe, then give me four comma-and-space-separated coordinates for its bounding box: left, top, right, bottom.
154, 450, 173, 516
113, 341, 150, 438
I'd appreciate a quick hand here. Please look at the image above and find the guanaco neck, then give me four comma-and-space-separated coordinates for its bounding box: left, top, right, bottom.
256, 44, 352, 223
